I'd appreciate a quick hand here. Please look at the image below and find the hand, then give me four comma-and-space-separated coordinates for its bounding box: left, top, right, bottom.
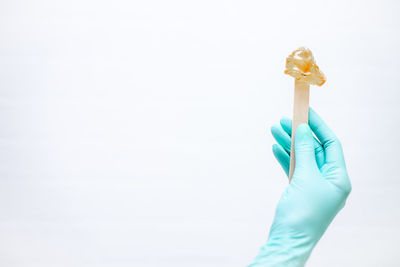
249, 108, 351, 267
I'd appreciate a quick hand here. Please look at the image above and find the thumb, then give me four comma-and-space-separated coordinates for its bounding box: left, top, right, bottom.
294, 123, 318, 171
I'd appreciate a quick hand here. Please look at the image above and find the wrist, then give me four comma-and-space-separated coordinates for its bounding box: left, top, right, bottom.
249, 231, 317, 267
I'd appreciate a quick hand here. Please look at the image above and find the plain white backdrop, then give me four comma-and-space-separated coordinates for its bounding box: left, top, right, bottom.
1, 0, 399, 266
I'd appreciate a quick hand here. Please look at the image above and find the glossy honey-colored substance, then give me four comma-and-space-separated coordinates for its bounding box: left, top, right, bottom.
284, 47, 326, 86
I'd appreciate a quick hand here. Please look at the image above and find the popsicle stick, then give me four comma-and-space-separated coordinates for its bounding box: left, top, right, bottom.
288, 79, 310, 182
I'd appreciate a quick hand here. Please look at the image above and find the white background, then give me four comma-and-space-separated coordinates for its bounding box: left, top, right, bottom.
1, 0, 399, 266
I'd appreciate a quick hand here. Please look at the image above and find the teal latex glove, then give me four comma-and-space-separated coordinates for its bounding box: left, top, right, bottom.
249, 108, 351, 267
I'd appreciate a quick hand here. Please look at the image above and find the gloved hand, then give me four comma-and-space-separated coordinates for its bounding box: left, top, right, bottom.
249, 108, 351, 267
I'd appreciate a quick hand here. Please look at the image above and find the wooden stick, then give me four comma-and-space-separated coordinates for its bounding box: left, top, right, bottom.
288, 79, 310, 182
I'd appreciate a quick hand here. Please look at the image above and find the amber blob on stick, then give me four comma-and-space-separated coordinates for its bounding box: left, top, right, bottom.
284, 47, 326, 86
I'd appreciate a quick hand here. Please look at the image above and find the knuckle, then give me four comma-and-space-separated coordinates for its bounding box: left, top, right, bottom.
344, 182, 352, 196
342, 177, 352, 196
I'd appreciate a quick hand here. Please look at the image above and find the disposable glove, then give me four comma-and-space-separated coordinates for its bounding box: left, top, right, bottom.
249, 108, 351, 267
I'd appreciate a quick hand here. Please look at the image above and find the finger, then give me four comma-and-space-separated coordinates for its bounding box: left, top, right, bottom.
279, 117, 293, 136
271, 125, 291, 154
294, 124, 318, 173
279, 117, 325, 168
272, 144, 290, 177
309, 108, 345, 167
